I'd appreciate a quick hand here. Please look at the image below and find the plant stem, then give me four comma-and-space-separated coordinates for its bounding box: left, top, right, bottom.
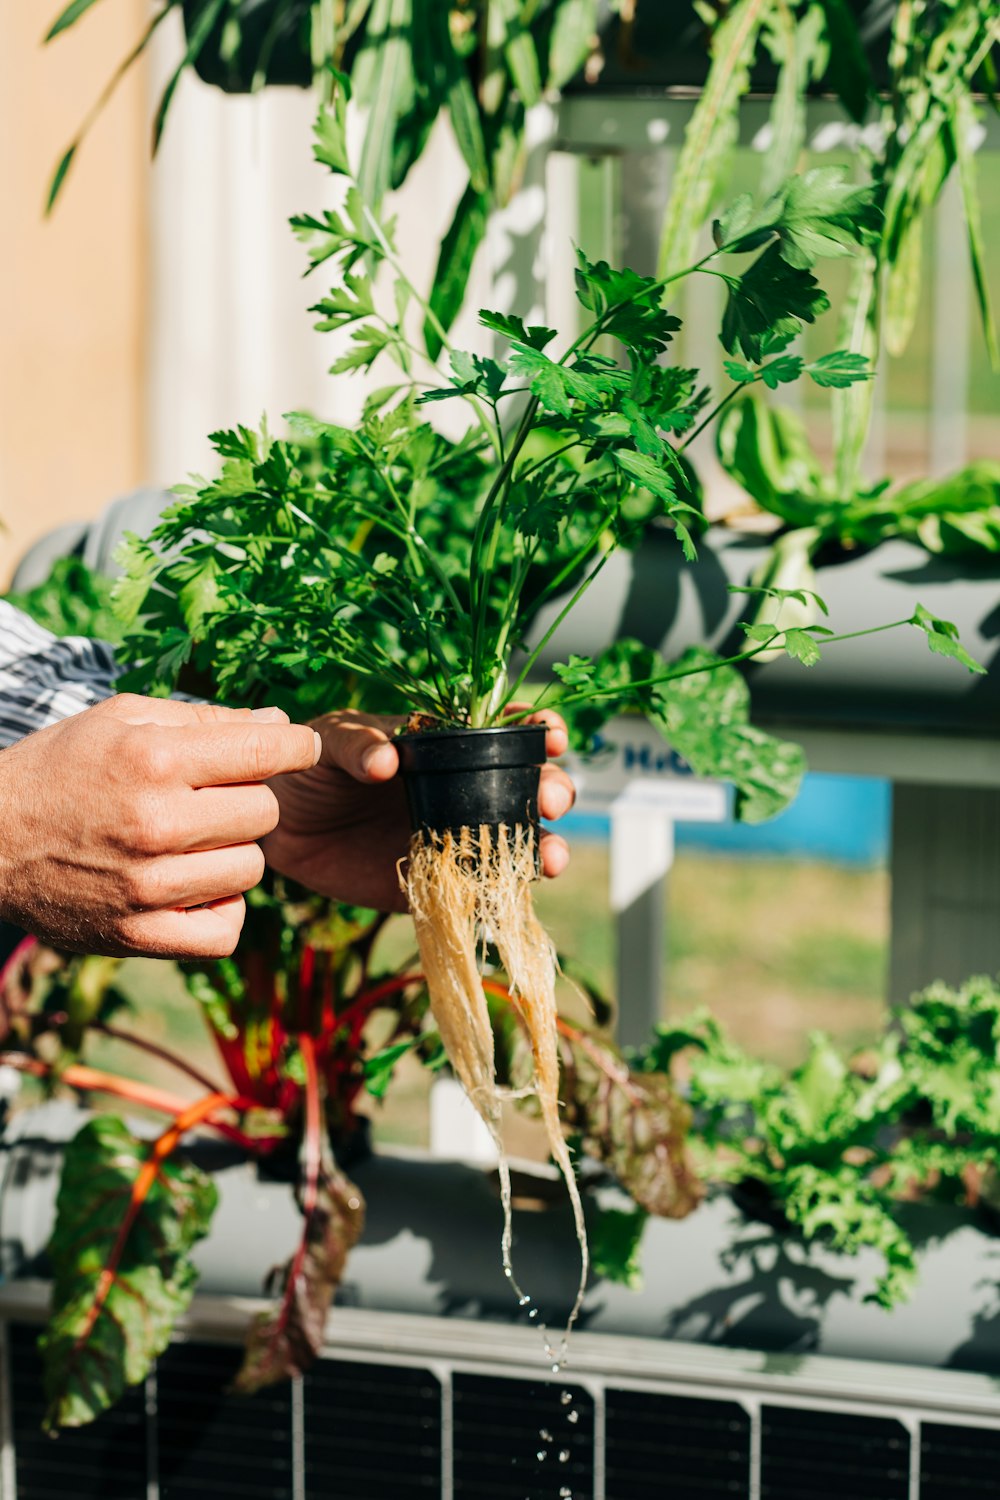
360, 203, 502, 458
469, 395, 541, 704
550, 637, 784, 710
679, 384, 744, 451
336, 973, 425, 1034
299, 1034, 322, 1222
823, 617, 915, 645
501, 551, 612, 711
0, 1053, 258, 1148
92, 1021, 227, 1095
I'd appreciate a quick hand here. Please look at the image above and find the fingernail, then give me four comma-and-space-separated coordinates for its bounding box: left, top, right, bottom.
549, 786, 573, 817
313, 730, 323, 763
250, 706, 288, 723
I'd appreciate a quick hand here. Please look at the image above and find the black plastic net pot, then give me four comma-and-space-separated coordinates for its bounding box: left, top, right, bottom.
396, 724, 546, 850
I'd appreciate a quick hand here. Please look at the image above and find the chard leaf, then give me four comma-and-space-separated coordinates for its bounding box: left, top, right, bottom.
41, 1115, 217, 1430
559, 1026, 702, 1219
234, 1161, 365, 1391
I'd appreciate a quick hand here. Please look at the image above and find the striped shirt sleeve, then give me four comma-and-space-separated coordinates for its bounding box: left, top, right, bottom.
0, 601, 120, 749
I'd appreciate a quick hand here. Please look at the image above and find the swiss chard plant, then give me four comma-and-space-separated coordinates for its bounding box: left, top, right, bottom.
0, 903, 697, 1428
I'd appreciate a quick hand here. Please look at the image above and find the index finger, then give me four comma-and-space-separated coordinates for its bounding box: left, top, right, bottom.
103, 694, 257, 728
172, 722, 321, 787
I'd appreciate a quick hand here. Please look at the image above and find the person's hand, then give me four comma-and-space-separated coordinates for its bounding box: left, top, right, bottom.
0, 695, 319, 958
264, 709, 576, 913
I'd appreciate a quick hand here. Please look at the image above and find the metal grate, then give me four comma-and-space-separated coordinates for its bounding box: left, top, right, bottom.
760, 1404, 910, 1500
8, 1323, 147, 1500
920, 1421, 1000, 1498
304, 1358, 442, 1499
452, 1372, 595, 1498
6, 1317, 1000, 1500
156, 1342, 293, 1500
605, 1388, 751, 1499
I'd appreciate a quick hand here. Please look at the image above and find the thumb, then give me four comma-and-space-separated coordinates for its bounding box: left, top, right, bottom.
314, 712, 401, 783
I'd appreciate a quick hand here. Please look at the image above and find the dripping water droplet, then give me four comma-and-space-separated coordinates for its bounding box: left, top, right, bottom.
518, 1294, 530, 1307
539, 1429, 552, 1443
560, 1487, 573, 1498
528, 1308, 539, 1320
560, 1390, 573, 1406
559, 1448, 571, 1463
536, 1449, 548, 1462
567, 1408, 579, 1424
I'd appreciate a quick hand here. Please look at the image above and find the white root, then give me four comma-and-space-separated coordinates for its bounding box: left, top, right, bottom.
406, 825, 589, 1358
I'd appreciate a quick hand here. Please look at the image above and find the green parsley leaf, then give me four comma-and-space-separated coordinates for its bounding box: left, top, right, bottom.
721, 244, 830, 360
714, 167, 881, 269
911, 604, 986, 674
806, 350, 872, 387
760, 355, 805, 388
330, 326, 401, 374
613, 448, 677, 503
723, 359, 759, 384
312, 82, 352, 177
478, 309, 556, 349
782, 627, 822, 666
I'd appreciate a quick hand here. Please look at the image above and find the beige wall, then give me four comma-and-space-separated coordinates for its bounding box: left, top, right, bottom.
0, 0, 147, 586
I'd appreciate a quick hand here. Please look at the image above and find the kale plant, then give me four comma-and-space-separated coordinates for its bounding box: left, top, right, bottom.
647, 975, 1000, 1308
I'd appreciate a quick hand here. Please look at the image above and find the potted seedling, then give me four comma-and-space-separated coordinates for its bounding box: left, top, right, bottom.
114, 79, 982, 1347
3, 551, 704, 1428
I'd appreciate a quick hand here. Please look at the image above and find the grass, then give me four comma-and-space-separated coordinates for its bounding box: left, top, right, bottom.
535, 846, 889, 1068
